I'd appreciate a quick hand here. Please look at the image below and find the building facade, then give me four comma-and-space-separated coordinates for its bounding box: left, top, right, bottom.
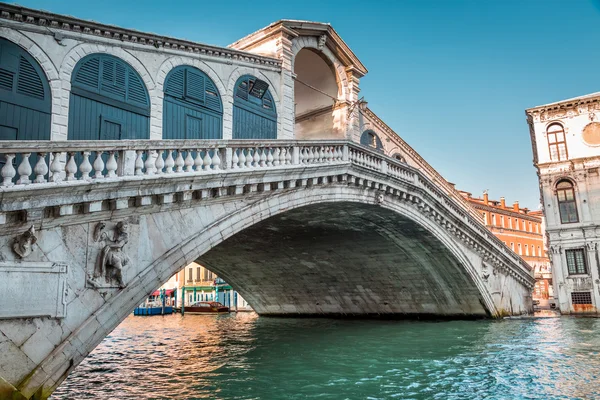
459, 191, 552, 303
526, 92, 600, 314
171, 262, 252, 311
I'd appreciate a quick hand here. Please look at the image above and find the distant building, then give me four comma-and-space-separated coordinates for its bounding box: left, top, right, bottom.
163, 262, 252, 311
526, 92, 600, 314
459, 190, 552, 303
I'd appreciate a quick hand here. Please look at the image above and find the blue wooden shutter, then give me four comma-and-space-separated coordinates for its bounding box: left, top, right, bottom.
162, 66, 223, 139
233, 75, 277, 139
185, 70, 205, 103
69, 54, 150, 141
0, 38, 51, 142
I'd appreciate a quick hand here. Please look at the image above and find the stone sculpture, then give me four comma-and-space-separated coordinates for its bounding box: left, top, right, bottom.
12, 225, 37, 259
90, 221, 129, 289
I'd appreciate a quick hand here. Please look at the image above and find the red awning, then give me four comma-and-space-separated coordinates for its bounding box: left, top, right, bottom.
151, 289, 175, 296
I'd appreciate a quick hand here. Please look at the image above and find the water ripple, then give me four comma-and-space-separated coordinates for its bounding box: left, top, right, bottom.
51, 314, 600, 399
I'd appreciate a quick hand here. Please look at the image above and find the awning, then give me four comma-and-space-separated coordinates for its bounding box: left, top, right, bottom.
151, 289, 175, 296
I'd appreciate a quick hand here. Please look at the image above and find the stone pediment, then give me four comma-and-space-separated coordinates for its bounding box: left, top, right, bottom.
229, 19, 368, 77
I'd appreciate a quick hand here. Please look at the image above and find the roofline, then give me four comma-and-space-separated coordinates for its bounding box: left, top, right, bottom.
526, 91, 600, 113
0, 2, 281, 68
229, 19, 368, 76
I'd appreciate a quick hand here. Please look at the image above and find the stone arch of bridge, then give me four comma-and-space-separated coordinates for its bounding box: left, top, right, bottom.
26, 185, 497, 399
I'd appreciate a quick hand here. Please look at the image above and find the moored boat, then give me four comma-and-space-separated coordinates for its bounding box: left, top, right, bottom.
175, 301, 229, 314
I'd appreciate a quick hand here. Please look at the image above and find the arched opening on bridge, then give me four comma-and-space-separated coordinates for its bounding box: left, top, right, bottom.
163, 66, 223, 139
294, 48, 340, 140
360, 130, 384, 152
194, 202, 488, 317
233, 74, 277, 139
68, 54, 150, 140
0, 38, 51, 141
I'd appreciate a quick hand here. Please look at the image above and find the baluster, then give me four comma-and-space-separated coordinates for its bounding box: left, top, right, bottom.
203, 149, 212, 171
155, 150, 165, 174
49, 152, 63, 182
266, 147, 274, 167
1, 154, 16, 187
286, 147, 292, 165
301, 148, 308, 164
325, 147, 331, 163
185, 151, 194, 172
135, 150, 144, 176
253, 147, 261, 167
33, 152, 49, 183
273, 147, 281, 167
165, 150, 175, 174
238, 148, 246, 169
16, 153, 32, 184
232, 148, 239, 169
246, 148, 254, 168
259, 148, 267, 167
175, 151, 185, 173
318, 147, 324, 163
308, 147, 315, 164
93, 151, 105, 179
144, 151, 155, 175
194, 149, 203, 172
212, 148, 221, 170
79, 151, 92, 181
65, 152, 77, 181
106, 151, 118, 178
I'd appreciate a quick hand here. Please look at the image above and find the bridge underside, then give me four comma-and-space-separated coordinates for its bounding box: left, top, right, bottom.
200, 202, 488, 317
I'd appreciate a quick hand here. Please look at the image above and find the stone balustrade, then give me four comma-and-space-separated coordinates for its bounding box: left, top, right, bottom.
0, 139, 482, 223
0, 141, 348, 187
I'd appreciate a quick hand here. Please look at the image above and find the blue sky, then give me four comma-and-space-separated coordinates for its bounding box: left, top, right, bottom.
11, 0, 600, 208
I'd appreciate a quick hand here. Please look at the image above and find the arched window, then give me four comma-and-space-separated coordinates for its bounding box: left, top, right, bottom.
163, 66, 223, 139
392, 153, 406, 163
68, 54, 150, 140
547, 123, 568, 161
360, 130, 383, 152
233, 74, 277, 139
0, 38, 51, 141
556, 180, 578, 223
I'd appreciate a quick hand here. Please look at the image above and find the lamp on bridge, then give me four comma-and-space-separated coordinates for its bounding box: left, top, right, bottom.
347, 96, 368, 117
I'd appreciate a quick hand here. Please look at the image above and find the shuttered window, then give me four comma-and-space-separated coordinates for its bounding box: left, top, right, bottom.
163, 66, 223, 139
0, 38, 51, 141
72, 54, 150, 111
164, 66, 222, 113
233, 74, 277, 139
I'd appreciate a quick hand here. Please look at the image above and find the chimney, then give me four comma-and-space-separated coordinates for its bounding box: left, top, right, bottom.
500, 197, 506, 208
483, 191, 489, 205
513, 201, 519, 212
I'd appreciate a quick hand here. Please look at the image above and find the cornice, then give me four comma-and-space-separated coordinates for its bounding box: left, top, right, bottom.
0, 3, 281, 68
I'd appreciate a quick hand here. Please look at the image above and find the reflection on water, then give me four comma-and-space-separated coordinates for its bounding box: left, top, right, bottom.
51, 313, 600, 399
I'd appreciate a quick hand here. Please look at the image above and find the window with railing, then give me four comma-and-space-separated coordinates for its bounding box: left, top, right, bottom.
556, 180, 578, 224
566, 248, 587, 275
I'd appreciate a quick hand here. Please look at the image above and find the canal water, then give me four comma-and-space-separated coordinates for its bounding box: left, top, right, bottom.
51, 312, 600, 399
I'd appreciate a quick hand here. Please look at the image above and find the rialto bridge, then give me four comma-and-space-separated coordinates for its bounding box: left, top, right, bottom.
0, 4, 534, 400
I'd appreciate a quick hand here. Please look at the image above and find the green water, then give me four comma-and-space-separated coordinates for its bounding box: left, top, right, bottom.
51, 312, 600, 399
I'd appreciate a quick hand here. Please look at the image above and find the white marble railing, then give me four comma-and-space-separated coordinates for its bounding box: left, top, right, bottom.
0, 139, 479, 221
0, 141, 347, 186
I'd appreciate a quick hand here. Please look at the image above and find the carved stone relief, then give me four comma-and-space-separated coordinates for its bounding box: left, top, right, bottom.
87, 221, 130, 289
12, 225, 37, 259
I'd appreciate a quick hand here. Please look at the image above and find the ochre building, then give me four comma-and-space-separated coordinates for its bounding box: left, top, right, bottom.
459, 191, 552, 302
